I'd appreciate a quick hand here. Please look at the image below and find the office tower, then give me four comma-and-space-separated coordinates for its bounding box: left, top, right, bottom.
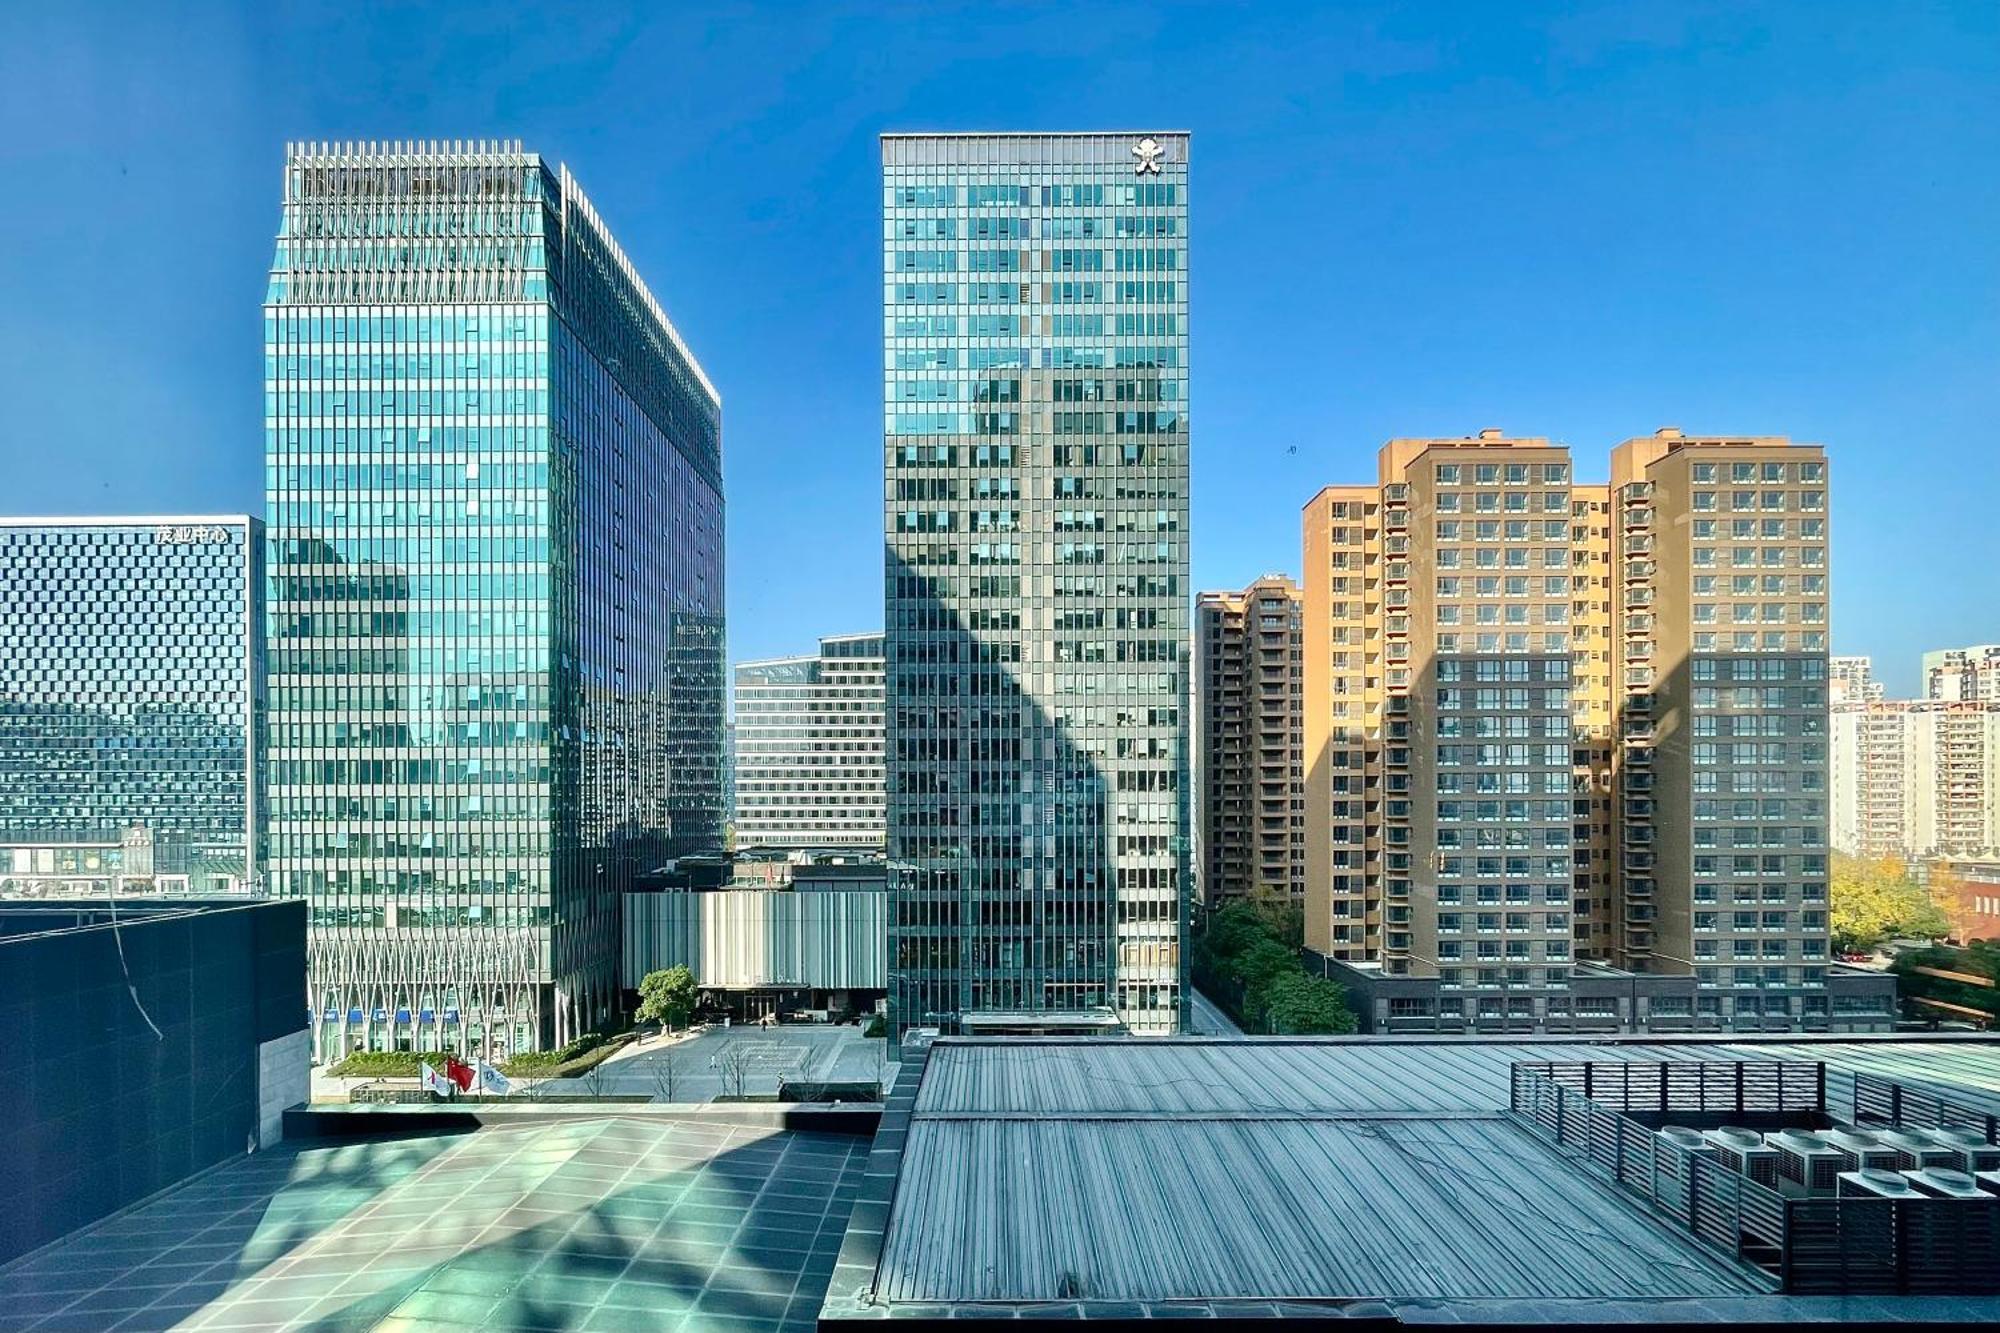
1829, 655, 1882, 705
1608, 428, 1834, 1026
1303, 428, 1865, 1032
734, 633, 886, 851
265, 140, 724, 1060
882, 132, 1190, 1038
1832, 699, 2000, 859
1925, 645, 2000, 703
1194, 576, 1304, 904
0, 517, 264, 896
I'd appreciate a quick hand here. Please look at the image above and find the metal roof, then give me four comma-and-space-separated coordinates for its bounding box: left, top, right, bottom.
825, 1035, 2000, 1325
913, 1036, 2000, 1119
878, 1115, 1753, 1304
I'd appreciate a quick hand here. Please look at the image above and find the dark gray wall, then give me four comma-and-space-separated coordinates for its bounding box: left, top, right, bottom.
0, 899, 306, 1264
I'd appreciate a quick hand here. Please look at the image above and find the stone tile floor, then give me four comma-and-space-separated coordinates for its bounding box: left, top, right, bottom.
0, 1117, 866, 1332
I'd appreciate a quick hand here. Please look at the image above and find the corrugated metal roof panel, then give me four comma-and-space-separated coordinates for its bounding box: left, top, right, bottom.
915, 1038, 2000, 1118
877, 1115, 1756, 1303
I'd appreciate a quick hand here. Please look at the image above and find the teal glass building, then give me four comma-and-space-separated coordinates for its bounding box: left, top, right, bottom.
0, 516, 264, 895
882, 133, 1191, 1040
265, 140, 724, 1060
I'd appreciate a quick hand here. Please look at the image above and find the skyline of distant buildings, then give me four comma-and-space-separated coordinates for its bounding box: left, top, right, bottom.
1831, 645, 2000, 864
3, 130, 1988, 1055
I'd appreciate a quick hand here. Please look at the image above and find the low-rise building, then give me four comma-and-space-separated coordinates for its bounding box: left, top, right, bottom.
622, 853, 891, 1021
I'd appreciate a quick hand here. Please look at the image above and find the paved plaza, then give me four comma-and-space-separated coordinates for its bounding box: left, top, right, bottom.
555, 1023, 889, 1103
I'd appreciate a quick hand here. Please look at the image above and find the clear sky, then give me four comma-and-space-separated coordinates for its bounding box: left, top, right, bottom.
2, 2, 1993, 697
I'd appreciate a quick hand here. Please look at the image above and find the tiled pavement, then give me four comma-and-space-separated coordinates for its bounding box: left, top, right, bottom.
0, 1117, 867, 1332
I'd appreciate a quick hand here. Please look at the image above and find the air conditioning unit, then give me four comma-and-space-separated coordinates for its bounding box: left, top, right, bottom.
1821, 1127, 1898, 1172
1767, 1130, 1844, 1192
1902, 1167, 1987, 1199
1838, 1168, 1921, 1198
1705, 1126, 1779, 1186
1657, 1125, 1710, 1152
1877, 1129, 1955, 1172
1923, 1127, 2000, 1174
1976, 1170, 2000, 1197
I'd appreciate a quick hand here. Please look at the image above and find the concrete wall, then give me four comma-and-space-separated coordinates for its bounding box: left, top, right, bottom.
0, 898, 307, 1264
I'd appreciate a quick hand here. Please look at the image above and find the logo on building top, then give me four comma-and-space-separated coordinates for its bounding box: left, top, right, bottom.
155, 525, 231, 545
1132, 137, 1163, 175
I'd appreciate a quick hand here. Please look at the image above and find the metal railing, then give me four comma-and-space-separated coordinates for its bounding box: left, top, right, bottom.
1510, 1061, 2000, 1295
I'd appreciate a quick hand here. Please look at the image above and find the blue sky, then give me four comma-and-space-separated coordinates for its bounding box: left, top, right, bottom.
2, 1, 1994, 696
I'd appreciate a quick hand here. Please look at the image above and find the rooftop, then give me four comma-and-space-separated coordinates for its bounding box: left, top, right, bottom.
0, 1113, 865, 1333
826, 1035, 2000, 1326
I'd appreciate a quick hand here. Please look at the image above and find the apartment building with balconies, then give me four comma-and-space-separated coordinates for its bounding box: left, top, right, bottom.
1300, 427, 1892, 1034
1194, 576, 1304, 904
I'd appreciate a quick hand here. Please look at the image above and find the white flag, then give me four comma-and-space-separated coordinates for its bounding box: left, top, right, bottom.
420, 1061, 455, 1098
477, 1060, 511, 1096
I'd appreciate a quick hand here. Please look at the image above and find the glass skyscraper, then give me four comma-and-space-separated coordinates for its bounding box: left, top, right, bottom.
265, 140, 724, 1060
882, 132, 1190, 1039
0, 516, 264, 896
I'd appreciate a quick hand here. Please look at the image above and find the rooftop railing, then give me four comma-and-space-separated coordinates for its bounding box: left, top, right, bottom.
1510, 1060, 2000, 1295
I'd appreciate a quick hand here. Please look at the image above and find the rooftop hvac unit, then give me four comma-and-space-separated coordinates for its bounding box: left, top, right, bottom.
1977, 1170, 2000, 1197
1877, 1129, 1956, 1172
1821, 1127, 1899, 1172
1767, 1129, 1844, 1192
1902, 1167, 1988, 1199
1838, 1167, 1922, 1198
1651, 1126, 1716, 1221
1704, 1127, 1779, 1186
1656, 1125, 1710, 1151
1923, 1127, 2000, 1174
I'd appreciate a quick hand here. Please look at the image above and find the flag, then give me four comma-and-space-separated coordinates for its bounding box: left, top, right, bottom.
476, 1060, 511, 1096
420, 1061, 455, 1098
444, 1056, 476, 1093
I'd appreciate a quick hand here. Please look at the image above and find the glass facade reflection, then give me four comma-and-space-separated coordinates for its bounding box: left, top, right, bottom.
0, 517, 264, 896
883, 133, 1191, 1039
265, 140, 724, 1059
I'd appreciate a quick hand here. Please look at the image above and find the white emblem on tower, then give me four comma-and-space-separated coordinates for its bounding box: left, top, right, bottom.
1132, 137, 1163, 175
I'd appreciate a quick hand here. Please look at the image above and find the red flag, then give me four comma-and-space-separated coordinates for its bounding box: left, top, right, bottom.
445, 1056, 476, 1092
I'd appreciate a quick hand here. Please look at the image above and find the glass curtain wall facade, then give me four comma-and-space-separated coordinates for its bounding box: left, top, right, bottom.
734, 633, 887, 851
0, 517, 264, 896
265, 140, 724, 1060
883, 132, 1190, 1041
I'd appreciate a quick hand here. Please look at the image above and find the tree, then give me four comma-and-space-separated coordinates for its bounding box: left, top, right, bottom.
1259, 972, 1358, 1035
636, 965, 699, 1031
648, 1050, 679, 1103
1830, 854, 1950, 953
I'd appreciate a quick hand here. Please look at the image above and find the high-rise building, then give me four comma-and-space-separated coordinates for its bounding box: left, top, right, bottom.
734, 633, 886, 851
265, 140, 725, 1059
1832, 698, 2000, 859
882, 132, 1190, 1039
1194, 576, 1303, 904
1610, 429, 1834, 1026
0, 517, 265, 897
1829, 655, 1883, 705
1301, 428, 1884, 1033
1924, 644, 2000, 703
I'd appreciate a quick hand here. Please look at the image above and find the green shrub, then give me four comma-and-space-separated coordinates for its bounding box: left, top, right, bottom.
863, 1015, 885, 1038
325, 1051, 426, 1078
